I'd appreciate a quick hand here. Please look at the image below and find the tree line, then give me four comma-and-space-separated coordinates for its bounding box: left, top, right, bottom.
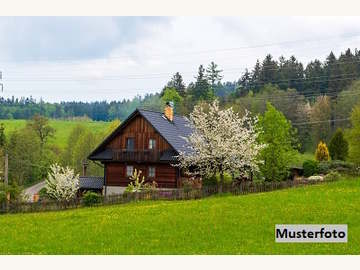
1, 48, 360, 122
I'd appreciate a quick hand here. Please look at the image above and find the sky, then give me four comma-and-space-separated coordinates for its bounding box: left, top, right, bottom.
1, 16, 360, 102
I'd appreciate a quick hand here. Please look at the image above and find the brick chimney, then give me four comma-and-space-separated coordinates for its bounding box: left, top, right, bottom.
164, 101, 174, 122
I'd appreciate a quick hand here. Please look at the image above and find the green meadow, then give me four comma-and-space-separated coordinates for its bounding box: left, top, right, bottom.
0, 178, 359, 254
1, 119, 110, 149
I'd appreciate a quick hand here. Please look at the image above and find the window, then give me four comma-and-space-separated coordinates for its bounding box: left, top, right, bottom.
126, 166, 134, 177
126, 137, 135, 151
148, 166, 156, 178
149, 139, 156, 150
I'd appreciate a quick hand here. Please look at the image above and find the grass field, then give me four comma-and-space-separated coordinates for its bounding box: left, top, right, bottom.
0, 178, 359, 254
0, 119, 110, 149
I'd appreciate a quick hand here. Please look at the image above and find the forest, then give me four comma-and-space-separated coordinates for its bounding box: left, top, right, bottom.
1, 48, 360, 187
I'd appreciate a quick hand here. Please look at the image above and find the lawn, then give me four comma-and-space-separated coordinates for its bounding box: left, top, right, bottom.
0, 178, 359, 254
0, 119, 110, 149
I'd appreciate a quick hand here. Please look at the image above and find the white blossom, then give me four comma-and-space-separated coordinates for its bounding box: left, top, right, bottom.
45, 164, 79, 201
177, 100, 264, 183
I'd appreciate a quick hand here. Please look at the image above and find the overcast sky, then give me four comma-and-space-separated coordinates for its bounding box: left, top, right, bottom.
1, 16, 360, 102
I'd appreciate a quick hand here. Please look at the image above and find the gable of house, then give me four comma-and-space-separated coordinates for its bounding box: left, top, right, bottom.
88, 108, 193, 162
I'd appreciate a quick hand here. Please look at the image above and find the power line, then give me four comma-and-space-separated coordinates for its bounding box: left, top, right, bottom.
4, 57, 360, 81
1, 32, 360, 64
292, 118, 351, 126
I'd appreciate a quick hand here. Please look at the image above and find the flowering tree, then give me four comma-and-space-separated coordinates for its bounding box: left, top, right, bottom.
45, 164, 79, 201
177, 100, 264, 192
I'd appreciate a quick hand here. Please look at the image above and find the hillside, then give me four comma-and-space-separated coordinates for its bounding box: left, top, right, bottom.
0, 178, 359, 255
1, 119, 110, 149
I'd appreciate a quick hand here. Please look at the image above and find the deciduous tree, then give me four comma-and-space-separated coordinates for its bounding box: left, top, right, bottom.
346, 104, 360, 164
177, 100, 264, 192
257, 103, 297, 181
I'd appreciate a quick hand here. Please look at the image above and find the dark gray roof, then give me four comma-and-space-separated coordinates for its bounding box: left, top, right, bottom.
138, 109, 193, 155
79, 176, 104, 190
88, 108, 193, 160
159, 149, 178, 161
89, 148, 113, 161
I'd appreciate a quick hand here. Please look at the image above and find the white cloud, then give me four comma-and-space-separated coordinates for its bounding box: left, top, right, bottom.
1, 16, 360, 102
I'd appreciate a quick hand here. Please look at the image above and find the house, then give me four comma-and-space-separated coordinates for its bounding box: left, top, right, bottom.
88, 102, 193, 195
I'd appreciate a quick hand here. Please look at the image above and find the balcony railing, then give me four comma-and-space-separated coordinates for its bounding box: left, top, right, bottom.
112, 149, 162, 162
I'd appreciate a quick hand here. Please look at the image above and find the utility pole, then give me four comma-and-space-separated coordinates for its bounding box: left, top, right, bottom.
4, 153, 8, 185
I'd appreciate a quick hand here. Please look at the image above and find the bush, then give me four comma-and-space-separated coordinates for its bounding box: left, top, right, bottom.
318, 161, 331, 174
324, 171, 341, 182
38, 187, 49, 200
0, 182, 22, 203
82, 191, 102, 207
318, 160, 357, 175
315, 141, 330, 162
202, 175, 218, 187
303, 160, 319, 177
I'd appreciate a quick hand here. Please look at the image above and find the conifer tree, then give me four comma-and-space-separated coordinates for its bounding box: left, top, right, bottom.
329, 128, 348, 161
165, 72, 186, 96
315, 141, 330, 161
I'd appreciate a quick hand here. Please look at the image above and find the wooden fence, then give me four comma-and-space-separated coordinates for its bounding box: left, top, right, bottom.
0, 178, 336, 215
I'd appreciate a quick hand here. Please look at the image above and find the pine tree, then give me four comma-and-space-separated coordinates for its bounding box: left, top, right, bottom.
260, 54, 279, 86
192, 65, 213, 101
315, 141, 330, 161
165, 72, 186, 96
325, 51, 341, 95
206, 61, 223, 86
278, 55, 304, 91
251, 59, 262, 92
328, 128, 348, 161
304, 59, 325, 95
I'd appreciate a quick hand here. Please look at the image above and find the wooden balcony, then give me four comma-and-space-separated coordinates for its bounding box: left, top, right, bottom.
112, 149, 162, 163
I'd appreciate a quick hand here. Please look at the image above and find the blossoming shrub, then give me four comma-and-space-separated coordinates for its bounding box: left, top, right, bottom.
45, 164, 79, 202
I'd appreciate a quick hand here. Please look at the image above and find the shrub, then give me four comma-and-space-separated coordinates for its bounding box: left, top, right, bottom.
329, 128, 348, 161
38, 187, 50, 200
303, 160, 319, 177
0, 182, 22, 203
315, 141, 330, 161
46, 164, 79, 201
82, 191, 102, 206
318, 161, 331, 174
125, 169, 145, 193
143, 181, 158, 192
182, 179, 193, 193
202, 175, 218, 187
324, 171, 341, 182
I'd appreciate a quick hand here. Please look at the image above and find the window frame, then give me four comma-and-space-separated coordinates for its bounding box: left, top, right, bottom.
126, 137, 135, 151
148, 138, 156, 150
126, 165, 134, 177
148, 166, 156, 178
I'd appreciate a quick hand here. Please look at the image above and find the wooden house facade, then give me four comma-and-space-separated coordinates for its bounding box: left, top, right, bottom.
88, 103, 193, 193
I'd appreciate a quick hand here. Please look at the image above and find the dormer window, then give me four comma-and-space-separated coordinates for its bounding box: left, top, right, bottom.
149, 139, 156, 150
